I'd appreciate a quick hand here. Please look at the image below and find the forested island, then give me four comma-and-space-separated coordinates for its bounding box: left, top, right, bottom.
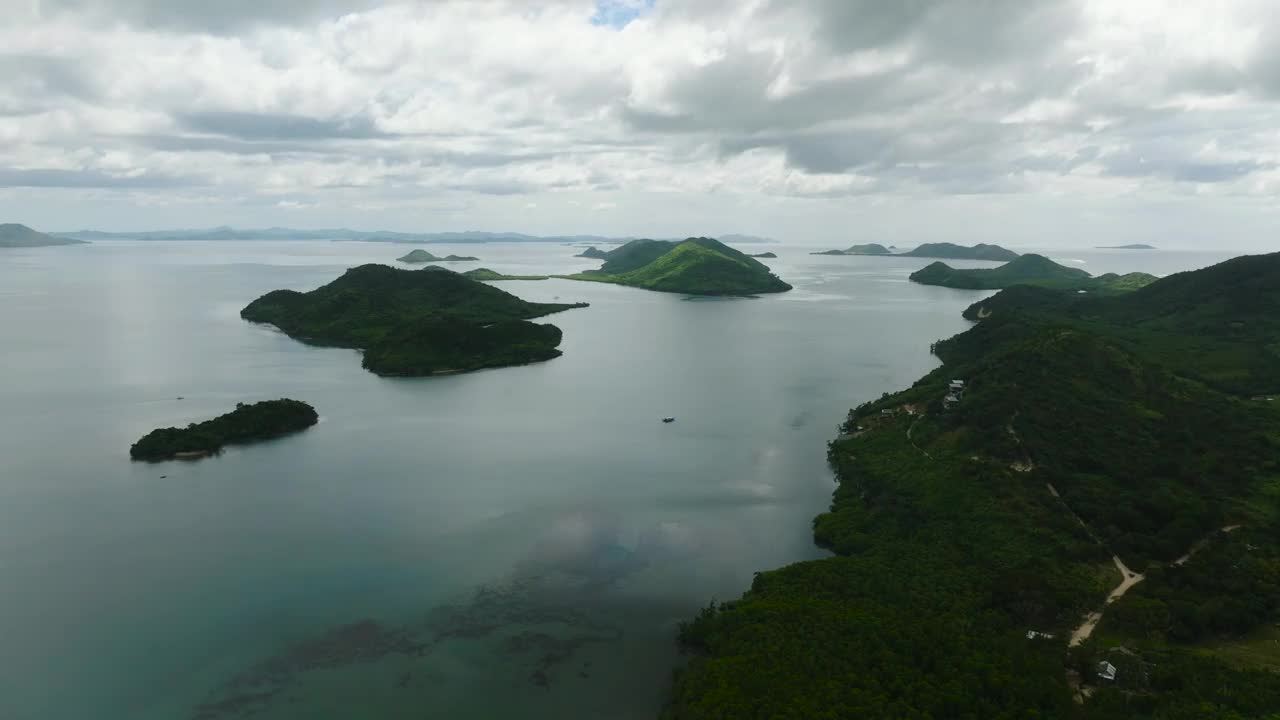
810, 242, 1017, 260
0, 223, 85, 248
566, 237, 791, 295
241, 264, 586, 376
810, 243, 892, 256
666, 252, 1280, 719
130, 399, 318, 461
747, 252, 777, 258
909, 253, 1158, 292
462, 268, 550, 281
397, 249, 480, 263
575, 247, 610, 259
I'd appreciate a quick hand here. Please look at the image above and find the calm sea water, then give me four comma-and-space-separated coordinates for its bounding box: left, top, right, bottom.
0, 241, 1240, 720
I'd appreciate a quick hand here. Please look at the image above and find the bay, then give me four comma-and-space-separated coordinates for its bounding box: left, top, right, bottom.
0, 241, 1237, 719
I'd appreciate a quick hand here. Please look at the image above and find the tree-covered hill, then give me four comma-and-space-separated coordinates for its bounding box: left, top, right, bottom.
241, 264, 586, 375
909, 253, 1157, 292
567, 237, 791, 295
665, 252, 1280, 719
0, 223, 85, 248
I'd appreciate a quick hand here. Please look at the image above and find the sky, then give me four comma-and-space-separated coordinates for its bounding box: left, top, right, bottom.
2, 0, 1280, 249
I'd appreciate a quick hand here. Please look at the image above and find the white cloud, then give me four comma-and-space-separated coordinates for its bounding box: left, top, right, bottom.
0, 0, 1278, 248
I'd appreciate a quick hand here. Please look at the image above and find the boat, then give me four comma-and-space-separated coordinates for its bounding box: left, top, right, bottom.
662, 417, 675, 423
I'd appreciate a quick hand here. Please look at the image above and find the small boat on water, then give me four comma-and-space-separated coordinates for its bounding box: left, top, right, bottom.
662, 417, 675, 423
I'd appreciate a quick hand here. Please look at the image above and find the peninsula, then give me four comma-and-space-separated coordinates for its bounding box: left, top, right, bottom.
0, 223, 85, 248
908, 253, 1158, 292
130, 399, 318, 461
397, 249, 480, 263
667, 252, 1280, 719
566, 237, 791, 295
241, 264, 586, 376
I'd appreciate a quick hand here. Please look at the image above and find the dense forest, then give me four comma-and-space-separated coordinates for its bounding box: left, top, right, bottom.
568, 237, 791, 295
130, 399, 318, 461
665, 252, 1280, 719
909, 254, 1157, 293
241, 264, 586, 376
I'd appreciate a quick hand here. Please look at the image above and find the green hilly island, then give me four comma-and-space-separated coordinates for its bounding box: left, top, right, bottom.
130, 399, 318, 461
666, 252, 1280, 719
397, 249, 480, 263
909, 253, 1158, 292
0, 223, 85, 248
567, 237, 791, 295
241, 264, 586, 376
462, 268, 550, 281
903, 242, 1020, 261
576, 246, 610, 259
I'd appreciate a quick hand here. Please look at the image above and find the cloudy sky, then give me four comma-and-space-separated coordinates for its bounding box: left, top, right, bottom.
3, 0, 1279, 248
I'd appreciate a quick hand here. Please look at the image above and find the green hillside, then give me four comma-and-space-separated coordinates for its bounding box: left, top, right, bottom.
846, 243, 892, 255
0, 223, 84, 248
666, 253, 1280, 719
567, 237, 791, 295
904, 242, 1020, 261
241, 264, 586, 375
130, 399, 318, 461
397, 249, 479, 263
907, 253, 1153, 292
461, 268, 549, 281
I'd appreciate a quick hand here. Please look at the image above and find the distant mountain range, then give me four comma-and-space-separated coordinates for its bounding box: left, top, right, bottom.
53, 226, 779, 245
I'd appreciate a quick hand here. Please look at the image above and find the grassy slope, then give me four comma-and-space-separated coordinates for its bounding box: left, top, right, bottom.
568, 237, 791, 295
666, 253, 1280, 719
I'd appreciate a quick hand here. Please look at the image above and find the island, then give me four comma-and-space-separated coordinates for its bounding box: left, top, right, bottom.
0, 223, 85, 248
747, 252, 777, 259
397, 249, 480, 263
129, 399, 318, 461
241, 264, 587, 376
908, 253, 1158, 292
461, 268, 550, 281
811, 244, 892, 256
667, 252, 1280, 719
575, 247, 610, 259
1097, 244, 1157, 250
901, 242, 1020, 261
565, 237, 791, 295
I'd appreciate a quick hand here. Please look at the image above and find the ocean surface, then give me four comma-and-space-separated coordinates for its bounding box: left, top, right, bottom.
0, 241, 1241, 720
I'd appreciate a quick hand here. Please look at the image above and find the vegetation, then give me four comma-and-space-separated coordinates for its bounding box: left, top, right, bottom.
747, 252, 777, 258
903, 242, 1021, 261
397, 249, 479, 263
908, 253, 1158, 293
666, 252, 1280, 719
130, 399, 317, 461
810, 243, 892, 256
461, 268, 549, 281
0, 223, 84, 248
241, 264, 586, 375
566, 237, 791, 295
576, 246, 610, 259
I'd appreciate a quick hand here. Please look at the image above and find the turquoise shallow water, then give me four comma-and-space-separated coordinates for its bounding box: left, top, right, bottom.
0, 241, 1237, 719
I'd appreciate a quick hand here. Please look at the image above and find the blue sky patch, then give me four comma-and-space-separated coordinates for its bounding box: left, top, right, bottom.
590, 0, 655, 28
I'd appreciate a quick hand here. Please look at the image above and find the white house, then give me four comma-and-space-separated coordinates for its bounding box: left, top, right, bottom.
1097, 661, 1118, 681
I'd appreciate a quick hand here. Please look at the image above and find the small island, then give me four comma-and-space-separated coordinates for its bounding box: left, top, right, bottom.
0, 223, 85, 248
909, 253, 1157, 292
901, 242, 1019, 261
812, 243, 893, 256
241, 264, 587, 376
397, 249, 480, 263
747, 251, 777, 259
462, 268, 550, 281
1097, 244, 1157, 250
575, 247, 610, 259
565, 237, 791, 296
130, 399, 318, 461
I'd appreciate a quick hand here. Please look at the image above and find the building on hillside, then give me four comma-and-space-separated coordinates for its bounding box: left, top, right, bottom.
1096, 661, 1118, 682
